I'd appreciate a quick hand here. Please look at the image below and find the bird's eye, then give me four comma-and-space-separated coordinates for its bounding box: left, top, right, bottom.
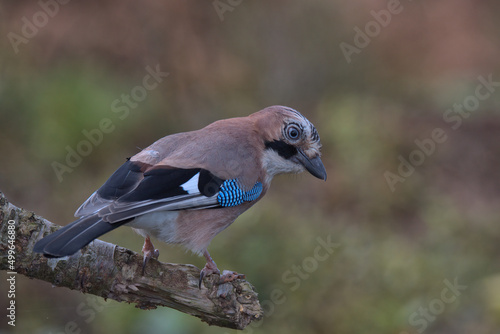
286, 124, 301, 140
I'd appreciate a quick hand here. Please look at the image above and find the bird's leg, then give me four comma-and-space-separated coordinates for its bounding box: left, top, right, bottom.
198, 250, 245, 289
199, 250, 220, 288
141, 235, 159, 275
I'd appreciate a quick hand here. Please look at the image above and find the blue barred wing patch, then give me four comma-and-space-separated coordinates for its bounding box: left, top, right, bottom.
217, 180, 263, 207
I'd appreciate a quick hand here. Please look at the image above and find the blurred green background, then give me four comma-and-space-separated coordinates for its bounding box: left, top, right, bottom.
1, 1, 500, 333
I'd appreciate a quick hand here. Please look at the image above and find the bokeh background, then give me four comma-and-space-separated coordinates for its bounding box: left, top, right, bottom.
1, 1, 500, 333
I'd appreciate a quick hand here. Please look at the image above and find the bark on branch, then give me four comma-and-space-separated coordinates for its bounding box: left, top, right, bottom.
0, 191, 262, 330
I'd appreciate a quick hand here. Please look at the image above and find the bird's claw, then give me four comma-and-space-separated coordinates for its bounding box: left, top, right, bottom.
198, 262, 220, 289
218, 270, 245, 284
141, 236, 159, 275
142, 249, 159, 275
198, 250, 244, 288
198, 267, 246, 289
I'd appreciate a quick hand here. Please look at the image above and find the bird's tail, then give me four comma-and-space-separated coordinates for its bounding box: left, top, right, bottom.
33, 215, 130, 258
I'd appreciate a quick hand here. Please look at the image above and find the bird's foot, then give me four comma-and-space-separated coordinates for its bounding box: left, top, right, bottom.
199, 258, 220, 289
218, 270, 246, 284
199, 266, 246, 288
199, 249, 222, 288
198, 250, 245, 288
141, 236, 159, 275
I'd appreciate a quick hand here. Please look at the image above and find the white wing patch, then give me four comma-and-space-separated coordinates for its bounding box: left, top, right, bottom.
181, 173, 200, 194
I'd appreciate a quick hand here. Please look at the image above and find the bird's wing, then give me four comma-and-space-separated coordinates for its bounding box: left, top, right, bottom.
75, 159, 262, 223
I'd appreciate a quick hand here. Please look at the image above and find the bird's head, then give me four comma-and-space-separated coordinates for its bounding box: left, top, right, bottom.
252, 106, 327, 181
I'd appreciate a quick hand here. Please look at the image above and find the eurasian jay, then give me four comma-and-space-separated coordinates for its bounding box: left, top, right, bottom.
34, 105, 327, 287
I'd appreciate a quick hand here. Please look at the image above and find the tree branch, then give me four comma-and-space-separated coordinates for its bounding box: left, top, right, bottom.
0, 191, 262, 330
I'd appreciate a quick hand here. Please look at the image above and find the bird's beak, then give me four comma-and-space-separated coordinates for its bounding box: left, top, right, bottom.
297, 150, 327, 181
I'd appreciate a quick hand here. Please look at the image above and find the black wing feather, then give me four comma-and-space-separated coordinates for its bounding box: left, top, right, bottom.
118, 167, 200, 202
198, 169, 224, 197
34, 215, 132, 257
97, 160, 150, 200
